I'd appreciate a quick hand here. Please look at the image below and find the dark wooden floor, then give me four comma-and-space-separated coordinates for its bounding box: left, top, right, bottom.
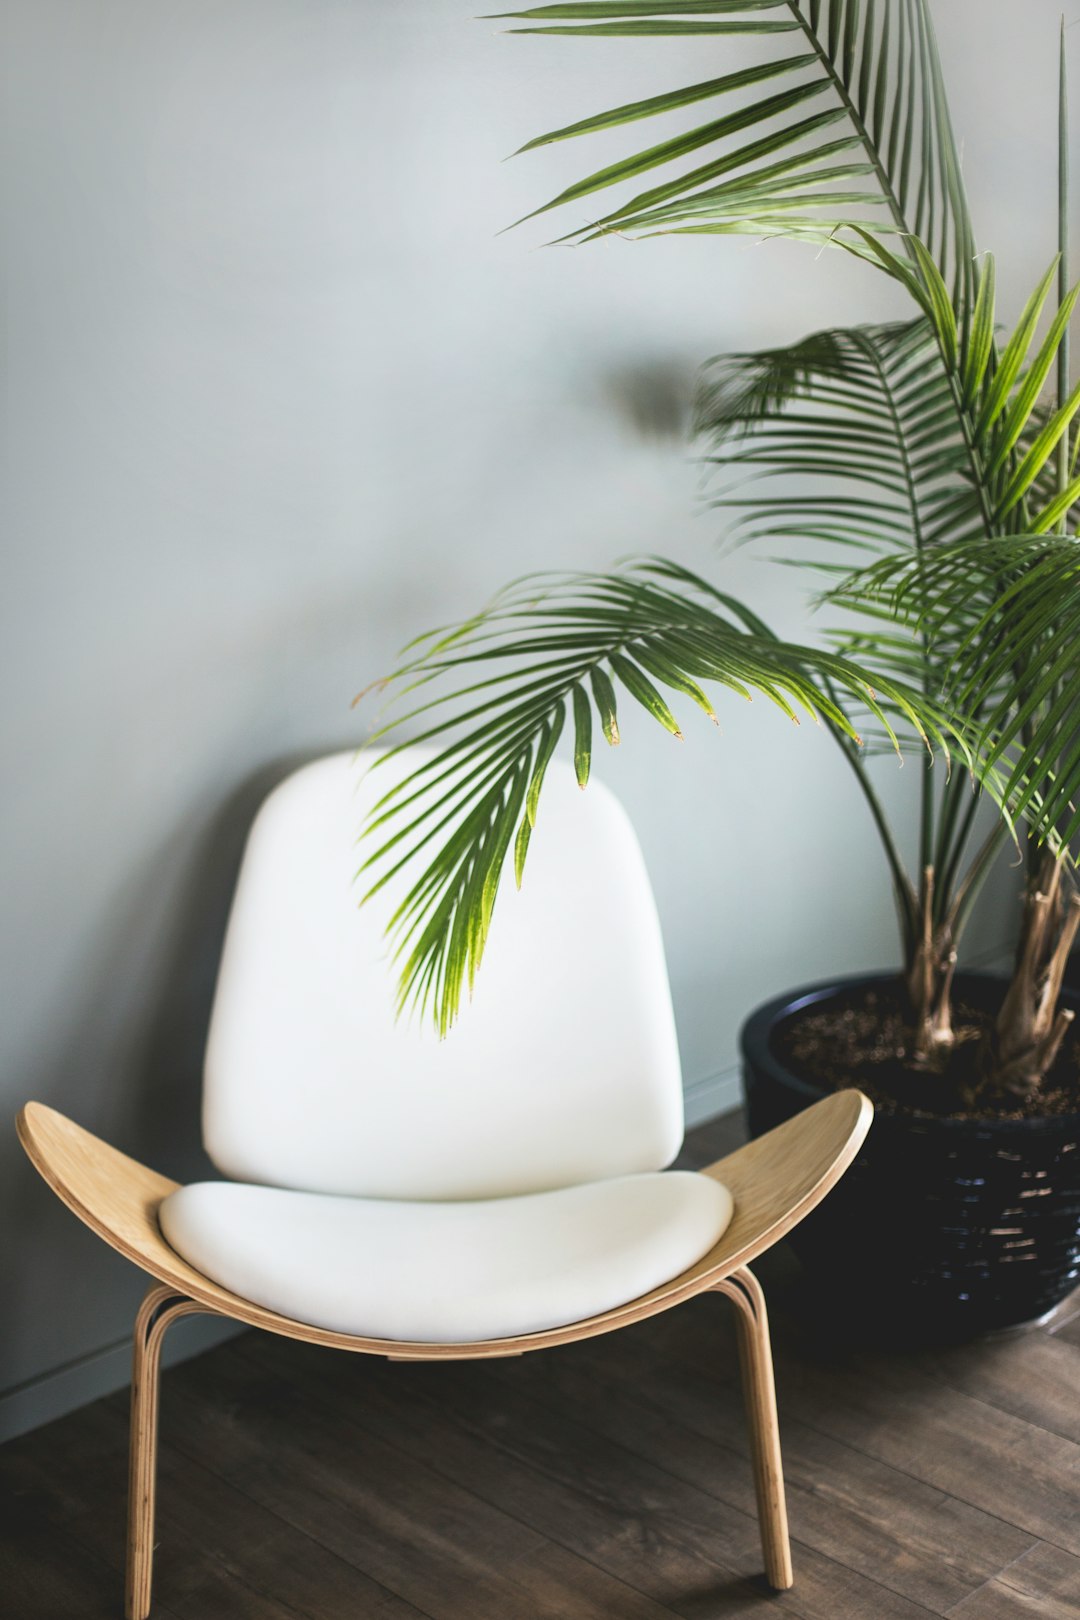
4, 1109, 1080, 1620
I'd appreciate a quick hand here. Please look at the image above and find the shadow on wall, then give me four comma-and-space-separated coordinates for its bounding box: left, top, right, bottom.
601, 357, 696, 445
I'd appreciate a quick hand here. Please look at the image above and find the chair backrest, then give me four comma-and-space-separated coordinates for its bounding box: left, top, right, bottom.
203, 749, 684, 1200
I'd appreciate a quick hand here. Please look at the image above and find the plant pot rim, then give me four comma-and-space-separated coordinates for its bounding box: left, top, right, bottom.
740, 968, 1080, 1132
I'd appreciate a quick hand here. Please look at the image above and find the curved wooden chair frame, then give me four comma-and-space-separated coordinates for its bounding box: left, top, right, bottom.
18, 1088, 872, 1618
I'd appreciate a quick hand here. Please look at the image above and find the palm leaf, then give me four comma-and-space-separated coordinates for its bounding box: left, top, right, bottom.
697, 319, 976, 671
358, 559, 972, 1032
831, 536, 1080, 849
360, 5, 1077, 1037
492, 0, 974, 296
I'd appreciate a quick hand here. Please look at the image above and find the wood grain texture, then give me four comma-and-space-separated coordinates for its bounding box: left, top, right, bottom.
126, 1288, 212, 1619
1050, 1301, 1080, 1346
197, 1334, 936, 1620
5, 1107, 1080, 1620
15, 1089, 872, 1359
17, 1091, 875, 1613
772, 1350, 1080, 1555
714, 1269, 792, 1589
473, 1303, 1037, 1614
2, 1494, 185, 1620
913, 1329, 1080, 1444
154, 1338, 688, 1620
945, 1542, 1080, 1618
1, 1390, 426, 1620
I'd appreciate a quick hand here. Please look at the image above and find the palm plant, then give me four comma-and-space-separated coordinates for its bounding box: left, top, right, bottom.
358, 1, 1080, 1103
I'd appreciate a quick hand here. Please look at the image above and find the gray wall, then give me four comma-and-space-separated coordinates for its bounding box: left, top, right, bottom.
2, 0, 1076, 1435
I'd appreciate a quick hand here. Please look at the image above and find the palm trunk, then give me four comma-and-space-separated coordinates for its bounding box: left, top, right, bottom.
906, 865, 959, 1063
979, 852, 1080, 1097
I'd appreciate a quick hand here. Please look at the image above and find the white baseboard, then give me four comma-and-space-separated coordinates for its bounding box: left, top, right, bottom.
683, 1066, 743, 1128
0, 1315, 243, 1445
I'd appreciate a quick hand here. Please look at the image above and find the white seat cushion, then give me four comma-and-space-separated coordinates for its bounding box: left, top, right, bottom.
160, 1172, 734, 1343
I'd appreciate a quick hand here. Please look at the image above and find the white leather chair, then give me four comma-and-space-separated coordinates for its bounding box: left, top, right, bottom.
18, 750, 871, 1618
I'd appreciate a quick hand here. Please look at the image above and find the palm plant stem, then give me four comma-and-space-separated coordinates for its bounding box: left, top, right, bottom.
991, 22, 1080, 1084
856, 324, 941, 887
949, 820, 1012, 942
935, 772, 984, 916
825, 718, 919, 953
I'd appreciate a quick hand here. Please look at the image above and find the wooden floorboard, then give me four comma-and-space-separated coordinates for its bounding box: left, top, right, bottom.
944, 1543, 1080, 1619
1049, 1307, 1080, 1348
910, 1333, 1080, 1445
2, 1107, 1078, 1619
469, 1304, 1038, 1614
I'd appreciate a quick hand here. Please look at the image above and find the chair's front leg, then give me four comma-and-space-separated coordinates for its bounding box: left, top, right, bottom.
126, 1284, 216, 1620
713, 1265, 793, 1591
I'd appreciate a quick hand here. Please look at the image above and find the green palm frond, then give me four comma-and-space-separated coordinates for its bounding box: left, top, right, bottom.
492, 0, 974, 294
697, 318, 974, 561
351, 7, 1078, 1045
696, 255, 1080, 569
694, 319, 980, 744
914, 250, 1080, 534
358, 559, 970, 1032
831, 536, 1080, 848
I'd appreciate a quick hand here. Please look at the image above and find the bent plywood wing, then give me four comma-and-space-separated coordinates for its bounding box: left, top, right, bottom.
16, 1089, 871, 1359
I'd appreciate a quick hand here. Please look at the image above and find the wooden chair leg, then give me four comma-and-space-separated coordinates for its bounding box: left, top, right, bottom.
713, 1265, 793, 1591
126, 1284, 217, 1620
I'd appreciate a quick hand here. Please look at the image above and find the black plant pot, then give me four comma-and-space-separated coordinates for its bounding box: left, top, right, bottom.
741, 971, 1080, 1341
